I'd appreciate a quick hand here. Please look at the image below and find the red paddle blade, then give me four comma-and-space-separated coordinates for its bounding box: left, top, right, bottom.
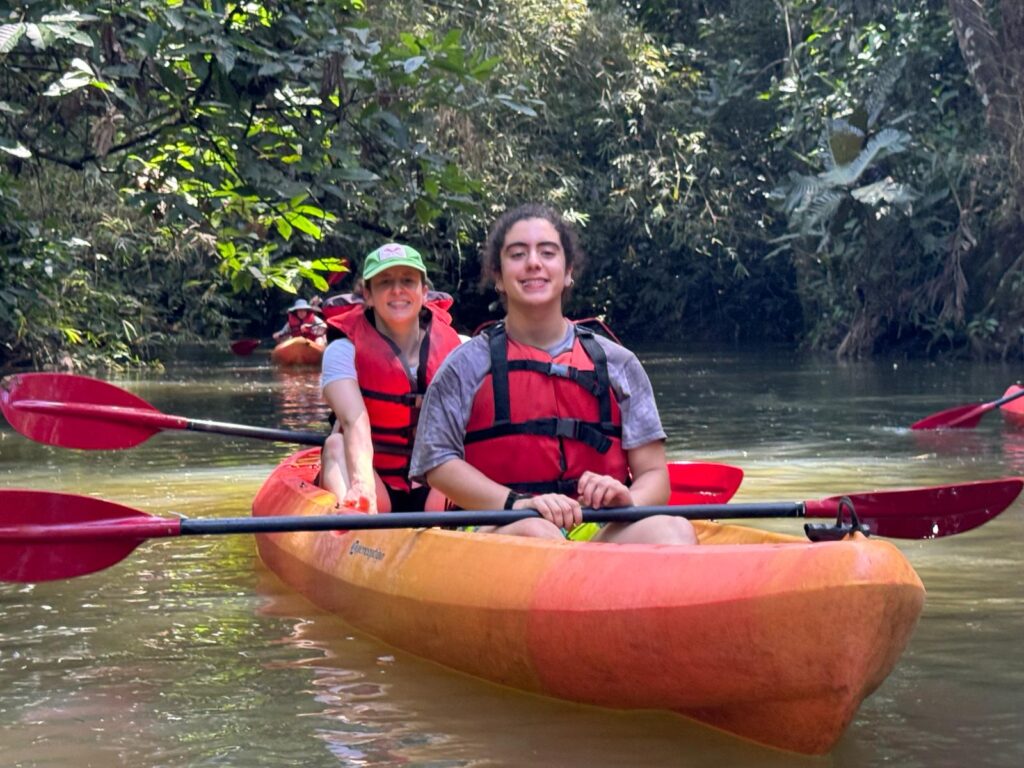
910, 403, 987, 430
806, 477, 1024, 538
230, 338, 261, 356
668, 462, 744, 505
1, 373, 162, 449
0, 491, 161, 582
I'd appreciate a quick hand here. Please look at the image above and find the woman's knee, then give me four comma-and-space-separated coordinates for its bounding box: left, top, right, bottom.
598, 515, 698, 545
647, 515, 698, 545
322, 433, 344, 462
501, 518, 565, 540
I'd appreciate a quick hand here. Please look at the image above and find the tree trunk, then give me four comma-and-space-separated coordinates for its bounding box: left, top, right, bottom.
948, 0, 1024, 206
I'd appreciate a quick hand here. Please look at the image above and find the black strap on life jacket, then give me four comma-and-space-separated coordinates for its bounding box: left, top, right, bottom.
506, 477, 581, 495
464, 322, 621, 454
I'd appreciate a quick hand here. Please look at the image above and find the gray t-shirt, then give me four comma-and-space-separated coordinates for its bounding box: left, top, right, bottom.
408, 324, 665, 484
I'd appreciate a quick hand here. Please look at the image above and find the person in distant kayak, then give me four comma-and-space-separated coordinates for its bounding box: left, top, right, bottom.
319, 243, 463, 513
409, 203, 697, 544
272, 298, 327, 343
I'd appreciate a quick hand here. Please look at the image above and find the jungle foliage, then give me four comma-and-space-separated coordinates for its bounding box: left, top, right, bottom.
2, 0, 1023, 369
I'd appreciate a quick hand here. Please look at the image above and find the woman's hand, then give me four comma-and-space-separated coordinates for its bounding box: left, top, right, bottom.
513, 493, 582, 530
577, 471, 632, 510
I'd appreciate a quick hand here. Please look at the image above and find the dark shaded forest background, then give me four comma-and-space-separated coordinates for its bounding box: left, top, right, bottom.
3, 0, 1023, 370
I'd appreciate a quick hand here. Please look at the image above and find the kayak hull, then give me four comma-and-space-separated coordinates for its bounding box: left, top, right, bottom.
1001, 384, 1024, 427
253, 449, 925, 755
270, 337, 324, 366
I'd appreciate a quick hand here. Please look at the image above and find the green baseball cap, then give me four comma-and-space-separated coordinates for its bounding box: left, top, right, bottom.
362, 243, 427, 281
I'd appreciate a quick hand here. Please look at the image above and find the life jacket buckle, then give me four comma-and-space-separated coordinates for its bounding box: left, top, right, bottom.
548, 363, 571, 379
554, 418, 580, 439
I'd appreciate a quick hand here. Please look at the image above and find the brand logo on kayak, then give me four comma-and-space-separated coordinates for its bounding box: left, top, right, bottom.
349, 540, 385, 561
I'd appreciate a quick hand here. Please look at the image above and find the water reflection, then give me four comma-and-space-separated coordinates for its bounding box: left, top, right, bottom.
255, 574, 808, 768
272, 368, 328, 432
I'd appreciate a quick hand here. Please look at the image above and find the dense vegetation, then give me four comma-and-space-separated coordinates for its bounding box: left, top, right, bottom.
2, 0, 1022, 370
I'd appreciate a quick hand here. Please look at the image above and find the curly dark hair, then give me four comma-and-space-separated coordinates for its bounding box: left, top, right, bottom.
481, 203, 585, 289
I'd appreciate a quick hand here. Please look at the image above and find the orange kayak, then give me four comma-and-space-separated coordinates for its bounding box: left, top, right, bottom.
252, 448, 925, 754
270, 337, 324, 366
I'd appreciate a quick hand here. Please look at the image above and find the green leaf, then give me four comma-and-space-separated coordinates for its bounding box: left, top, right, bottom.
496, 96, 538, 117
0, 24, 25, 54
216, 46, 236, 74
24, 24, 52, 50
43, 58, 95, 97
0, 137, 31, 158
404, 56, 426, 74
61, 326, 84, 344
287, 214, 322, 238
470, 56, 501, 79
337, 166, 380, 182
275, 217, 294, 240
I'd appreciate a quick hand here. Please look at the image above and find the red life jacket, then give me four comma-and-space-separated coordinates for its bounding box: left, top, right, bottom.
325, 296, 462, 491
287, 312, 323, 341
463, 322, 628, 495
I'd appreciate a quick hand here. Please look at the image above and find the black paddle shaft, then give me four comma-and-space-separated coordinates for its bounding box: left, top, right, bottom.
185, 419, 326, 445
179, 503, 807, 536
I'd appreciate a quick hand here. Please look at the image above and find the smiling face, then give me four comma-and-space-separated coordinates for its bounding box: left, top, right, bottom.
495, 218, 572, 309
364, 265, 428, 330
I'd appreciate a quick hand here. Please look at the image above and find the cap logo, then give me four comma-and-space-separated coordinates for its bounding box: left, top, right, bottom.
378, 243, 405, 261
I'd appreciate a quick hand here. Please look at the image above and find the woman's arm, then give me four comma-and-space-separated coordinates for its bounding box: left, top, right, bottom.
621, 440, 670, 506
322, 378, 377, 508
425, 459, 510, 511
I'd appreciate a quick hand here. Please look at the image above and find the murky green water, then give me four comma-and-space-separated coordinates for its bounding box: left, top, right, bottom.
1, 347, 1022, 766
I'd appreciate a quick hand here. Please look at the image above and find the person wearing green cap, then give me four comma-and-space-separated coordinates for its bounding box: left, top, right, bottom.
409, 203, 697, 545
318, 243, 464, 513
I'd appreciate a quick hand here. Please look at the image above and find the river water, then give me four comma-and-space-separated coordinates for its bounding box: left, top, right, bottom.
0, 347, 1022, 767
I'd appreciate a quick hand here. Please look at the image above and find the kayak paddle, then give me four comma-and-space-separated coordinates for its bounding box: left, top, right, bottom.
0, 373, 744, 502
230, 338, 264, 356
3, 476, 1020, 582
910, 385, 1024, 430
1, 372, 326, 449
668, 462, 743, 505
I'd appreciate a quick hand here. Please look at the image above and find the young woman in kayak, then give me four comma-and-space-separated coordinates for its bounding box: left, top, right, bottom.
410, 203, 697, 544
320, 243, 463, 513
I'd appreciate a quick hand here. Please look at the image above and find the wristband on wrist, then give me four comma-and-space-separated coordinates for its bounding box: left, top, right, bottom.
504, 490, 529, 510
